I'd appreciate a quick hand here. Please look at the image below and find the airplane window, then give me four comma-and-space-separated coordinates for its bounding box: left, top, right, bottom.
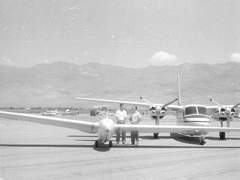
185, 106, 197, 115
197, 106, 207, 115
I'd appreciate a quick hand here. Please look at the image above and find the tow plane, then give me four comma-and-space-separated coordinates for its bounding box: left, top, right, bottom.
75, 76, 240, 145
75, 98, 240, 145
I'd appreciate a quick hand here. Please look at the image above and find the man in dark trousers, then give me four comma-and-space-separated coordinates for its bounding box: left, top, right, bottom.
130, 106, 142, 145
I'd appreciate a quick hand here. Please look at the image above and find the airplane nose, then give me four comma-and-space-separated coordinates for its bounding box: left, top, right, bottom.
184, 117, 210, 126
185, 117, 210, 122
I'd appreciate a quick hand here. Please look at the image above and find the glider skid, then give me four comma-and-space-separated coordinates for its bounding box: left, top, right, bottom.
94, 139, 113, 148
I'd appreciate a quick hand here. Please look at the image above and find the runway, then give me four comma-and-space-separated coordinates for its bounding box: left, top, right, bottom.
1, 115, 240, 180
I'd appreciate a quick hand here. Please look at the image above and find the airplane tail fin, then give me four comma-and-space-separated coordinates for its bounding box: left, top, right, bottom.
177, 74, 182, 106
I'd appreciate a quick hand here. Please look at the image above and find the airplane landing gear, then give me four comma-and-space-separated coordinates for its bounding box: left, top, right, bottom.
219, 132, 226, 140
219, 120, 226, 140
109, 140, 113, 147
153, 133, 159, 139
153, 117, 160, 139
199, 136, 206, 145
94, 140, 113, 148
94, 140, 99, 148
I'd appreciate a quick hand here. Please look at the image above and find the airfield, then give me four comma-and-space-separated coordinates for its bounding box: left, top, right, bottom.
1, 114, 240, 180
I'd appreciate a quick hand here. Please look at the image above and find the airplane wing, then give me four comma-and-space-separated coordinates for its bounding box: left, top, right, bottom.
0, 111, 98, 134
76, 97, 150, 106
75, 97, 184, 112
206, 105, 235, 116
206, 105, 234, 110
164, 105, 184, 112
115, 124, 240, 133
206, 105, 220, 115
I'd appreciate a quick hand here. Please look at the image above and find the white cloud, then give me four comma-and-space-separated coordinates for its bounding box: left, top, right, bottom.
0, 57, 15, 66
149, 51, 180, 66
62, 6, 81, 11
43, 59, 49, 64
230, 53, 240, 62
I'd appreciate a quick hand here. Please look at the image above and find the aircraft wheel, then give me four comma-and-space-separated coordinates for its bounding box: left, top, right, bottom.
94, 141, 99, 148
131, 132, 135, 145
199, 137, 206, 145
109, 140, 113, 147
153, 133, 159, 139
131, 138, 135, 145
219, 132, 226, 140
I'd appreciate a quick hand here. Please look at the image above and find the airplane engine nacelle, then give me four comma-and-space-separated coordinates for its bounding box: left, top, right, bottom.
230, 108, 236, 116
150, 106, 166, 119
215, 107, 235, 121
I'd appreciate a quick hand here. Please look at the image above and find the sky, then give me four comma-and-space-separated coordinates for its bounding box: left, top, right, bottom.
0, 0, 240, 67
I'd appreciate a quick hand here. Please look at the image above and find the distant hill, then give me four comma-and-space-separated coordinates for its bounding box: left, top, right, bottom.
0, 61, 240, 107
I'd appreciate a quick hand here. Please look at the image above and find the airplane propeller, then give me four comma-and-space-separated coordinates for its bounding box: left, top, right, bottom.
231, 102, 240, 112
140, 96, 178, 139
140, 96, 178, 115
209, 97, 240, 140
162, 98, 179, 110
140, 96, 178, 138
209, 97, 240, 127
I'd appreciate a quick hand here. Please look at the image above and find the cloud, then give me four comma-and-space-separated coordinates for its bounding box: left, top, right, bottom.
149, 51, 180, 66
230, 53, 240, 62
42, 58, 51, 64
62, 6, 81, 11
0, 57, 15, 66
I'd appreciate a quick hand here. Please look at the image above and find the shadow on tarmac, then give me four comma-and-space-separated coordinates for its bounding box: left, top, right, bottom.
68, 134, 240, 141
140, 135, 172, 140
0, 144, 93, 148
1, 143, 240, 151
74, 139, 96, 142
0, 143, 111, 152
68, 135, 98, 138
206, 137, 240, 140
68, 135, 132, 138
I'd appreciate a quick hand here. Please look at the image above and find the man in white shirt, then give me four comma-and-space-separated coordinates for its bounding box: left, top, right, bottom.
130, 106, 142, 145
115, 103, 128, 144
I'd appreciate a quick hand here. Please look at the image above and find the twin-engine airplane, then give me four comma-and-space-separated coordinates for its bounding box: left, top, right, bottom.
76, 96, 240, 145
75, 76, 240, 145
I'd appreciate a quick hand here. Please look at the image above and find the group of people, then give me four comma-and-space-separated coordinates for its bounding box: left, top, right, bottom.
115, 103, 142, 145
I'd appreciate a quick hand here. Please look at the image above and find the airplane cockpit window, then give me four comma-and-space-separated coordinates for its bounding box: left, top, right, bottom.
185, 106, 197, 115
197, 106, 207, 115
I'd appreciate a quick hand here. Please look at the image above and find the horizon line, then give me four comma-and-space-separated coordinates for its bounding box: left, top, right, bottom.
0, 60, 239, 69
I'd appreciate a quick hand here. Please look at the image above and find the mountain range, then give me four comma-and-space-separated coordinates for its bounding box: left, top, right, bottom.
0, 62, 240, 107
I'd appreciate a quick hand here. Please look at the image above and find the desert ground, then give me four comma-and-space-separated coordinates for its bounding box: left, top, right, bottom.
1, 114, 240, 180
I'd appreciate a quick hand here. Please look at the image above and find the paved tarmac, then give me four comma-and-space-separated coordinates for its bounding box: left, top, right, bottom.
1, 115, 240, 180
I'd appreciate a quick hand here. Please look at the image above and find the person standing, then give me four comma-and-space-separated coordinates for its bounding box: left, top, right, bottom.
115, 103, 128, 144
130, 106, 142, 145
